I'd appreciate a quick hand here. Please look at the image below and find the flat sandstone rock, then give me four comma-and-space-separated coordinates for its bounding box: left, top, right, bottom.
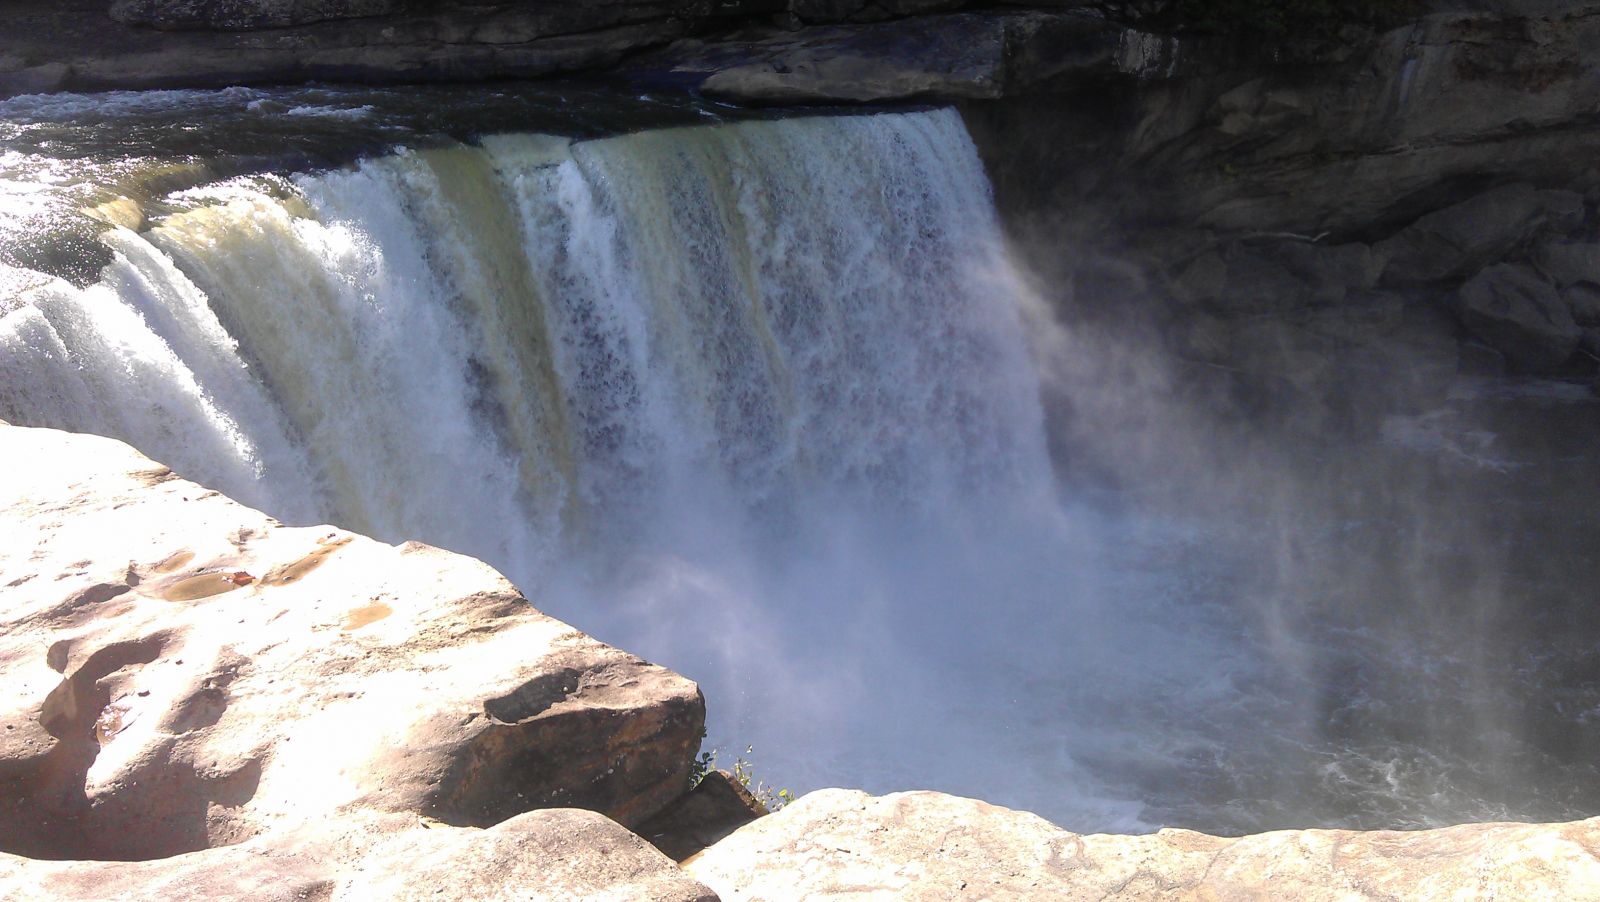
686, 788, 1600, 901
0, 425, 704, 868
0, 808, 717, 901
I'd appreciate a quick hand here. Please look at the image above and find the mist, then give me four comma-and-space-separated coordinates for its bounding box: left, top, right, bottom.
5, 94, 1598, 838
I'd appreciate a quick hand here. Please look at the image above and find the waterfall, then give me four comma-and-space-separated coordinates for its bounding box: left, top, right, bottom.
2, 109, 1052, 580
6, 91, 1599, 836
3, 107, 1124, 820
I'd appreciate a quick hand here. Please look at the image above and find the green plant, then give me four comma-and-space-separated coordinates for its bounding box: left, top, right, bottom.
690, 745, 796, 811
689, 748, 718, 788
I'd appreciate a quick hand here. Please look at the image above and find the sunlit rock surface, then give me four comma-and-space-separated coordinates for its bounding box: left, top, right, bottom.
0, 808, 718, 901
687, 789, 1600, 901
0, 423, 704, 862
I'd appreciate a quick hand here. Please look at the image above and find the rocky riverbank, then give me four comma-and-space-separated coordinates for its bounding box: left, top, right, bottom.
2, 422, 1598, 898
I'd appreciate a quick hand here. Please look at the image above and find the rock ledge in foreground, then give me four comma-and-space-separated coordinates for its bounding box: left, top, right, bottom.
0, 423, 708, 900
687, 788, 1600, 901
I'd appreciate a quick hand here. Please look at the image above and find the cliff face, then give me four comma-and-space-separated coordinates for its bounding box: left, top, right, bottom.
0, 0, 705, 96
1, 0, 1140, 98
0, 422, 718, 899
956, 1, 1600, 441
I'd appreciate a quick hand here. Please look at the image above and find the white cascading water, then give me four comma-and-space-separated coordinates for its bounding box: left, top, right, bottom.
13, 95, 1588, 835
4, 108, 1177, 826
4, 109, 1052, 557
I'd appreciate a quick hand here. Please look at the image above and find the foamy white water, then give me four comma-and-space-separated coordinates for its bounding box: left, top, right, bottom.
9, 100, 1594, 835
1, 108, 1167, 827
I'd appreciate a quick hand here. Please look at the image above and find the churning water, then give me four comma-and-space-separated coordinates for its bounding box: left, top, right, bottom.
3, 86, 1598, 835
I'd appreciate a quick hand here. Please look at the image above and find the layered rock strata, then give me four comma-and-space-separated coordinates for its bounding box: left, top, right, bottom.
0, 0, 709, 96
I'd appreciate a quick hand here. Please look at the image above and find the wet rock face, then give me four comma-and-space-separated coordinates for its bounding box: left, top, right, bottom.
346, 808, 720, 902
686, 789, 1600, 900
1455, 262, 1583, 372
0, 424, 704, 862
1002, 175, 1600, 444
1376, 185, 1586, 288
964, 4, 1600, 241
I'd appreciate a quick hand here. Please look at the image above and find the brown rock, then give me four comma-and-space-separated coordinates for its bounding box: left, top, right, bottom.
351, 808, 719, 902
686, 788, 1600, 901
639, 769, 768, 862
1, 808, 718, 901
0, 423, 703, 862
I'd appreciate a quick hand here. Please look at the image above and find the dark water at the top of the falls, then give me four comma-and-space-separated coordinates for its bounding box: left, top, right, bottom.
4, 84, 1600, 839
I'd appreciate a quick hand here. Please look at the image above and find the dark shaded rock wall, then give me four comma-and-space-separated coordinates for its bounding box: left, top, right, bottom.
955, 2, 1600, 443
0, 0, 719, 95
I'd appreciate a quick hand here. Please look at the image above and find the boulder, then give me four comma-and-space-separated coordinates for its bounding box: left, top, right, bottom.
1453, 263, 1581, 372
639, 770, 768, 862
1571, 284, 1600, 326
0, 423, 704, 862
685, 788, 1600, 901
1533, 238, 1600, 289
1377, 184, 1585, 287
347, 808, 719, 902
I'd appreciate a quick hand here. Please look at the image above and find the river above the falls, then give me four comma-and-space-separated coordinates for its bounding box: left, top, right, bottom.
3, 84, 1598, 837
